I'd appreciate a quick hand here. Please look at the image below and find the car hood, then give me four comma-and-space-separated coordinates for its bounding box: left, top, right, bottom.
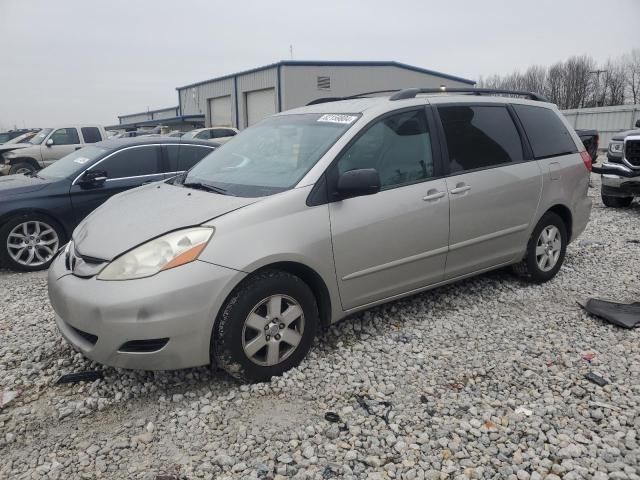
0, 174, 51, 196
73, 182, 259, 260
0, 143, 32, 154
612, 129, 640, 141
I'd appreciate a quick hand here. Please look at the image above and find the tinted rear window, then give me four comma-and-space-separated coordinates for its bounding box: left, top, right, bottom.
438, 105, 523, 173
81, 127, 102, 143
513, 104, 577, 159
165, 144, 214, 172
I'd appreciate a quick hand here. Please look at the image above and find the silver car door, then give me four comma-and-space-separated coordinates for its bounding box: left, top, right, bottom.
328, 108, 450, 310
41, 128, 81, 166
436, 104, 542, 279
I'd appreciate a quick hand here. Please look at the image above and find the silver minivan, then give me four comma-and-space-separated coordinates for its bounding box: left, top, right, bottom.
48, 88, 592, 382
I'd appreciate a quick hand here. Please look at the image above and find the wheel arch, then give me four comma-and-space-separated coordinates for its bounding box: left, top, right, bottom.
7, 156, 41, 170
545, 204, 573, 241
241, 261, 333, 328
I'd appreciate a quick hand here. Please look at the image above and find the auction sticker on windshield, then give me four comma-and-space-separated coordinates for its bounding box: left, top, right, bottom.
317, 114, 358, 124
73, 157, 90, 164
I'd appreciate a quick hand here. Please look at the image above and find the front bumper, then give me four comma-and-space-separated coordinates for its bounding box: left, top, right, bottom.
48, 254, 246, 370
593, 162, 640, 198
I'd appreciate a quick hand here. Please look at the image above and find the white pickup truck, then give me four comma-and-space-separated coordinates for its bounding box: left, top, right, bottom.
0, 125, 107, 175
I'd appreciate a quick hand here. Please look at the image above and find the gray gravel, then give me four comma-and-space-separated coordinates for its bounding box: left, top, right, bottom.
1, 175, 639, 480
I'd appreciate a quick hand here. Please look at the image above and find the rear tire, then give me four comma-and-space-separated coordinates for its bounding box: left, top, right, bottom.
513, 212, 567, 284
8, 162, 36, 175
601, 194, 633, 208
212, 270, 318, 382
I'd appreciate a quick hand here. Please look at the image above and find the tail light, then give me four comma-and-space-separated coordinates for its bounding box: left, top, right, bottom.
580, 151, 592, 172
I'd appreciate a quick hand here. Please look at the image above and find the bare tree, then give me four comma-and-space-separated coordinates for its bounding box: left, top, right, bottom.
601, 60, 626, 106
624, 49, 640, 104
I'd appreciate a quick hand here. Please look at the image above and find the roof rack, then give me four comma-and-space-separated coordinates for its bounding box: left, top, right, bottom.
389, 87, 548, 102
306, 89, 401, 106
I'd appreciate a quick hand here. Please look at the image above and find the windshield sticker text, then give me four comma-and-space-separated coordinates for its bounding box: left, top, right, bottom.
73, 157, 90, 164
317, 114, 358, 124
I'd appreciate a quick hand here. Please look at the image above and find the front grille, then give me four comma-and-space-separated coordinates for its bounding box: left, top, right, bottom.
118, 338, 169, 353
70, 326, 98, 345
625, 140, 640, 167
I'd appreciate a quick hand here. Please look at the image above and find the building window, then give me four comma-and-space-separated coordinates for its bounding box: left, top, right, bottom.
317, 76, 331, 90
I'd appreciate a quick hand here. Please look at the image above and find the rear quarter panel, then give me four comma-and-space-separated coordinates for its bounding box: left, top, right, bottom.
534, 153, 591, 242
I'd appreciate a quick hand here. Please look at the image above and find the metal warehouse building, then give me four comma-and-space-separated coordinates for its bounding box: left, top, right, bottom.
176, 60, 475, 129
110, 106, 205, 131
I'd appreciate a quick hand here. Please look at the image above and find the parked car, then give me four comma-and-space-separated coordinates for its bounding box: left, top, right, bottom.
0, 129, 39, 145
182, 127, 238, 144
575, 128, 599, 165
0, 126, 108, 176
0, 131, 40, 157
166, 130, 185, 138
591, 119, 640, 207
48, 88, 591, 382
0, 138, 215, 271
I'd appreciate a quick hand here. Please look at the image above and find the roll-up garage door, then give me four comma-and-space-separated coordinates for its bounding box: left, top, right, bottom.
245, 88, 276, 127
208, 96, 232, 127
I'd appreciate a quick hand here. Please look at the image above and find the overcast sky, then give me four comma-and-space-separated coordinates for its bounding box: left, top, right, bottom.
1, 0, 638, 129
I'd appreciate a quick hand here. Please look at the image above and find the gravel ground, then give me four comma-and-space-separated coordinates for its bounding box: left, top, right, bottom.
1, 175, 639, 480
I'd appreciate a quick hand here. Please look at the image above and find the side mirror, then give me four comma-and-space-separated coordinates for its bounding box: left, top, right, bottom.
336, 168, 381, 200
635, 119, 640, 128
80, 169, 107, 187
46, 138, 54, 147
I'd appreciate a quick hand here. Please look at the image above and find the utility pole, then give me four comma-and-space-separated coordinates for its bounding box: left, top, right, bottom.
289, 44, 293, 60
590, 69, 607, 107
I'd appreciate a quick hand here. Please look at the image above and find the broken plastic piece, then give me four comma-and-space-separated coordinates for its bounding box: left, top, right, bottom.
56, 371, 104, 384
584, 372, 609, 387
579, 298, 640, 329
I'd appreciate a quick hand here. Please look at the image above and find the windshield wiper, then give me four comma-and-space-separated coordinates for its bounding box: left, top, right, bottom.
182, 182, 234, 196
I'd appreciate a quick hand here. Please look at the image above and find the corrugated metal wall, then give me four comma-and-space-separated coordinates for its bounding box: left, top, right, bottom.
178, 64, 473, 129
282, 65, 472, 111
562, 104, 640, 147
119, 107, 179, 125
178, 68, 278, 128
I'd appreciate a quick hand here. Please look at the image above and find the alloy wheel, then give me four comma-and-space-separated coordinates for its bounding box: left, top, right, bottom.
6, 220, 59, 267
242, 294, 305, 366
535, 225, 561, 272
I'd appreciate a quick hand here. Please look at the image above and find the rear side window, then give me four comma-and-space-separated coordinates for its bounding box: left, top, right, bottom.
165, 145, 214, 172
438, 105, 523, 173
100, 146, 161, 179
51, 128, 80, 146
195, 131, 211, 140
81, 127, 102, 144
212, 129, 236, 138
512, 104, 577, 159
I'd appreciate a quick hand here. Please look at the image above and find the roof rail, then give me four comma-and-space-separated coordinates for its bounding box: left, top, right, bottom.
389, 87, 548, 102
306, 89, 401, 106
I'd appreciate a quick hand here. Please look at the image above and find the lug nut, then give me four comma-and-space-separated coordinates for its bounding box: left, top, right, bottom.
264, 325, 269, 331
275, 334, 281, 341
266, 335, 270, 341
279, 323, 285, 329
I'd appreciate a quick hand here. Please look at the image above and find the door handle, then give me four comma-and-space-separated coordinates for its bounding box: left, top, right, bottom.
423, 190, 446, 201
450, 183, 471, 194
75, 147, 82, 151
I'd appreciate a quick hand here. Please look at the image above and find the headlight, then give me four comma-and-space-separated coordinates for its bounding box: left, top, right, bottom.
609, 141, 623, 154
97, 227, 214, 281
3, 152, 16, 162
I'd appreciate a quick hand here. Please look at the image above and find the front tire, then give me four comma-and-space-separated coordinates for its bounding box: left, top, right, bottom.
0, 214, 64, 271
601, 194, 633, 208
513, 212, 567, 284
9, 162, 36, 175
212, 270, 318, 382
